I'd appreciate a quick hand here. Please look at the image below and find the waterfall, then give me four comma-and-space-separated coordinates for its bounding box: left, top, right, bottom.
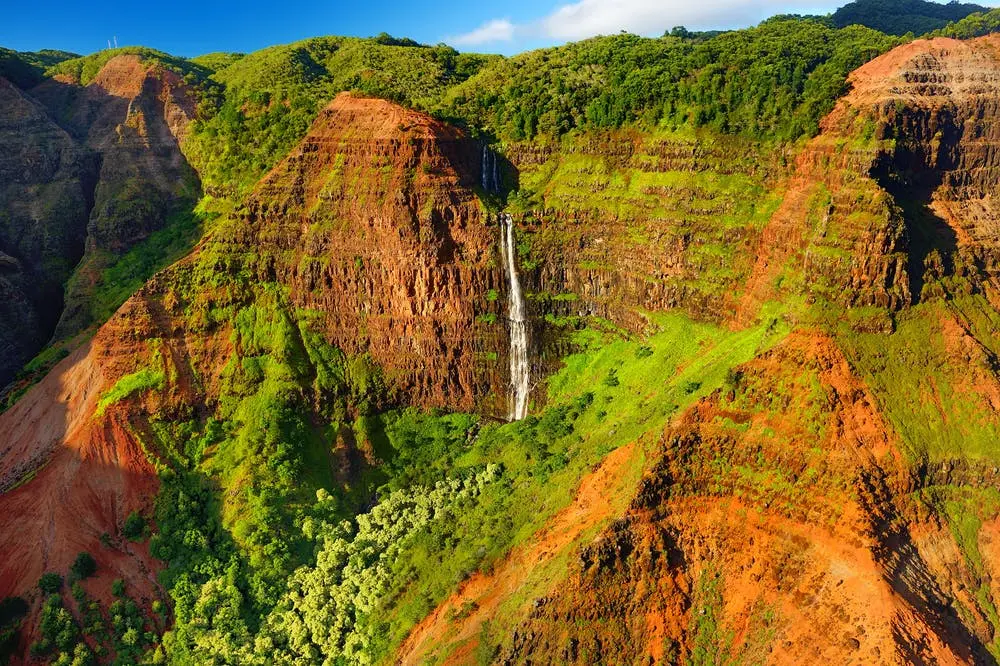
481, 144, 500, 194
499, 214, 530, 421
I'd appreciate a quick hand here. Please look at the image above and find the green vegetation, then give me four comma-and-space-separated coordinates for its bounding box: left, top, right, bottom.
32, 595, 87, 663
511, 129, 786, 305
88, 204, 217, 327
11, 6, 1000, 664
188, 51, 245, 72
918, 485, 1000, 656
688, 569, 734, 666
0, 48, 77, 87
1, 342, 73, 414
46, 46, 212, 86
27, 554, 165, 664
184, 36, 493, 193
0, 596, 28, 664
934, 7, 1000, 38
831, 0, 987, 35
70, 553, 97, 581
38, 573, 63, 595
95, 367, 166, 417
171, 17, 904, 198
442, 20, 900, 141
126, 285, 785, 664
839, 296, 1000, 463
122, 512, 146, 541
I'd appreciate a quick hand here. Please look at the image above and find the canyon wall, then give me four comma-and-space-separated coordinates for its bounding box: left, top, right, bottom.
0, 77, 96, 388
30, 55, 200, 337
230, 93, 508, 412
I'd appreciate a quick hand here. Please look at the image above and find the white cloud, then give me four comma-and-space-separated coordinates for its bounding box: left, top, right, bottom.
449, 18, 517, 45
449, 0, 869, 46
546, 0, 761, 40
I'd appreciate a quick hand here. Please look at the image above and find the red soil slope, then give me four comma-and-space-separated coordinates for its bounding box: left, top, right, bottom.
0, 342, 161, 644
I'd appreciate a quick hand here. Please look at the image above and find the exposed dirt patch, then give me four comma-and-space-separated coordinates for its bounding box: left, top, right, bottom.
0, 343, 161, 661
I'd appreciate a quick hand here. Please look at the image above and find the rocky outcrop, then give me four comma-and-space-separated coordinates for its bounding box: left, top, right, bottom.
227, 93, 507, 412
745, 36, 1000, 316
0, 77, 96, 388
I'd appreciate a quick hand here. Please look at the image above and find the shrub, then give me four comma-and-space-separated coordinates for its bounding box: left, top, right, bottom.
0, 595, 28, 661
122, 512, 146, 541
683, 380, 703, 394
635, 345, 654, 359
38, 573, 63, 594
0, 597, 27, 627
70, 553, 97, 580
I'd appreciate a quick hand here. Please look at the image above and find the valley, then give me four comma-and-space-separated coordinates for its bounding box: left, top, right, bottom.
4, 2, 1000, 664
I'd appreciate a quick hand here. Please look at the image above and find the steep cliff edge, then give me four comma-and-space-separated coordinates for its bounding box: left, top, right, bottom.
0, 77, 96, 388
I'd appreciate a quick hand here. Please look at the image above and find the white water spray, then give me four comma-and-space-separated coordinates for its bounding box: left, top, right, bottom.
499, 214, 530, 421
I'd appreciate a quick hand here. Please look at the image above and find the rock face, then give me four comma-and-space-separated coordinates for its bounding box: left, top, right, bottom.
747, 36, 1000, 316
29, 55, 200, 337
0, 77, 96, 387
857, 36, 1000, 302
232, 93, 505, 411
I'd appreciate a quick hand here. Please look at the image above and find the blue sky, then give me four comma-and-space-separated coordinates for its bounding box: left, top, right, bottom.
3, 0, 998, 58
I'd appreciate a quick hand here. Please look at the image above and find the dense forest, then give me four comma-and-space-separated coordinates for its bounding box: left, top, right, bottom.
831, 0, 988, 34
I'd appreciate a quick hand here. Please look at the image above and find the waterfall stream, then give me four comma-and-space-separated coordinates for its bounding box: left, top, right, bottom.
482, 144, 529, 421
499, 214, 530, 421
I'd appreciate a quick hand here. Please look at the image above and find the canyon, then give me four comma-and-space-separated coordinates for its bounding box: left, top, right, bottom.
3, 19, 1000, 666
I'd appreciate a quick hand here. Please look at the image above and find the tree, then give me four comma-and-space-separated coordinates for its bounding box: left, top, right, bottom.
122, 511, 146, 541
38, 573, 63, 594
70, 553, 96, 580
